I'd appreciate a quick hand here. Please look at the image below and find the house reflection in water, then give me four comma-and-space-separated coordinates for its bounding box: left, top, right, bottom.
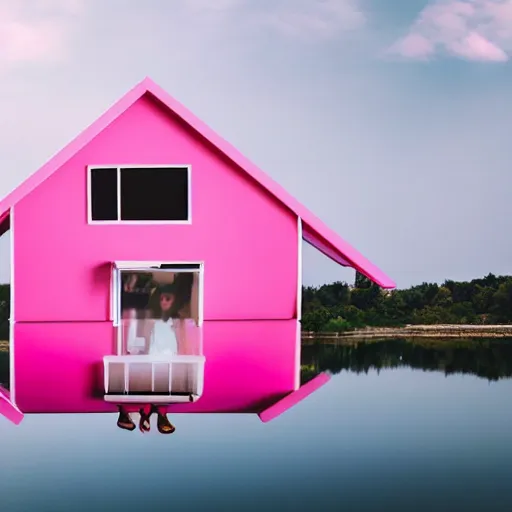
0, 78, 394, 428
0, 319, 332, 427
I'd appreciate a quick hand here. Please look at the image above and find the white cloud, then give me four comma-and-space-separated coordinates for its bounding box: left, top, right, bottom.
0, 0, 84, 66
257, 0, 366, 40
389, 0, 512, 62
182, 0, 244, 12
182, 0, 366, 40
0, 0, 365, 71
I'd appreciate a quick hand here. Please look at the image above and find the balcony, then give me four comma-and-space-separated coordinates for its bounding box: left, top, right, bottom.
103, 354, 206, 403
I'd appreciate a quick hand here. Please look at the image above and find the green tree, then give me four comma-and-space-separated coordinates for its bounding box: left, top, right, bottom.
490, 279, 512, 323
433, 286, 453, 307
301, 307, 332, 332
355, 271, 372, 289
472, 285, 494, 314
324, 317, 352, 332
316, 281, 350, 308
337, 305, 365, 328
300, 272, 512, 332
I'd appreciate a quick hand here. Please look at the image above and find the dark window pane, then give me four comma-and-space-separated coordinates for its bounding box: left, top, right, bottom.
90, 168, 118, 221
120, 167, 189, 221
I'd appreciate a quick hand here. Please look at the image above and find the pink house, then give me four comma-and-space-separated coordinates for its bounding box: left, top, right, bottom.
0, 77, 394, 426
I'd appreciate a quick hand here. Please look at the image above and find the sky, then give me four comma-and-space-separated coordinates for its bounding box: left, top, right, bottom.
1, 0, 512, 289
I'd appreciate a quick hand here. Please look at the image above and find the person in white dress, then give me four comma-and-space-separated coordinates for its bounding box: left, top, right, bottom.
148, 283, 180, 356
117, 279, 179, 434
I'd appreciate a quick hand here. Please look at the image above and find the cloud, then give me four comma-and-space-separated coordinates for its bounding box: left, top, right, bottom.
258, 0, 366, 40
389, 0, 512, 62
182, 0, 244, 12
0, 0, 84, 66
182, 0, 366, 41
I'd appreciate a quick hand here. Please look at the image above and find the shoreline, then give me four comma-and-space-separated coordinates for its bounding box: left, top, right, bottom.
301, 324, 512, 341
3, 325, 512, 352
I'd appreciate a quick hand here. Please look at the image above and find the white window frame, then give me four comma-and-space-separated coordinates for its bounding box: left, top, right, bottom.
87, 164, 192, 225
111, 261, 204, 355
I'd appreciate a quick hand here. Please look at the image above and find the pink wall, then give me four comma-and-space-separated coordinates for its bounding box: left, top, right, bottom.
13, 93, 298, 322
13, 319, 298, 414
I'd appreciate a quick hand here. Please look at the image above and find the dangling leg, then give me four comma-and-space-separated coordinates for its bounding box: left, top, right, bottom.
117, 405, 136, 431
153, 405, 176, 434
139, 404, 152, 433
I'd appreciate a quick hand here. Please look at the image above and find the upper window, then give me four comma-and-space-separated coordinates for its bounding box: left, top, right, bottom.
88, 166, 191, 223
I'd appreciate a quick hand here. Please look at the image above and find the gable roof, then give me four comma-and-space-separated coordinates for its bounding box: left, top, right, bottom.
0, 77, 395, 288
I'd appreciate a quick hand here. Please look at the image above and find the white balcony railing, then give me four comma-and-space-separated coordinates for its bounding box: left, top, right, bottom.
103, 354, 205, 403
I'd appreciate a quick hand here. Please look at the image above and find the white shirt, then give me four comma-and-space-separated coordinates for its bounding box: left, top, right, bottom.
148, 318, 178, 355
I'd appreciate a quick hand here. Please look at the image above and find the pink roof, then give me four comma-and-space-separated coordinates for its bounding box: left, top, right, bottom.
0, 210, 9, 237
0, 77, 394, 288
258, 371, 331, 422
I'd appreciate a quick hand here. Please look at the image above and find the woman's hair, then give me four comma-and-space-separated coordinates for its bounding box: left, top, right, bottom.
147, 273, 195, 321
148, 283, 182, 321
172, 273, 194, 314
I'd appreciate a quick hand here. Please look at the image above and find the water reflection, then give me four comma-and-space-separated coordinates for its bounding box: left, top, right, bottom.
301, 337, 512, 384
3, 339, 512, 511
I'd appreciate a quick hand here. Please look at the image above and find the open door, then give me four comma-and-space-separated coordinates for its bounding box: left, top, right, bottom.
104, 261, 205, 404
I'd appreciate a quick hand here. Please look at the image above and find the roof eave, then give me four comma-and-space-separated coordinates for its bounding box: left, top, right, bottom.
302, 223, 396, 289
258, 372, 331, 423
0, 386, 24, 425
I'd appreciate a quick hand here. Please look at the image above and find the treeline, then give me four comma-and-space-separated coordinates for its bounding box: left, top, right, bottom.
302, 272, 512, 332
2, 273, 512, 337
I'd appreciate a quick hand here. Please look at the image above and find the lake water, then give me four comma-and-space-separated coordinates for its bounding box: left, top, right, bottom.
2, 338, 512, 511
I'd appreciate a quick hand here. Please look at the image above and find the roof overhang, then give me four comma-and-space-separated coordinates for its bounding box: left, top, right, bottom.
258, 372, 331, 423
0, 386, 24, 425
0, 210, 9, 237
302, 223, 395, 289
